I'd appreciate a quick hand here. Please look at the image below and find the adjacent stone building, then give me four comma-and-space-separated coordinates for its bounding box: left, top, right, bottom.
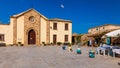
0, 8, 72, 45
88, 24, 120, 34
81, 24, 120, 46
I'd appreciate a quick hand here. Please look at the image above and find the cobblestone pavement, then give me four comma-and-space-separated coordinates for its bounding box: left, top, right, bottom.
0, 45, 119, 68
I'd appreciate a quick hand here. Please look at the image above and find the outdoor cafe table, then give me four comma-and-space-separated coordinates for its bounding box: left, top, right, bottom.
96, 45, 111, 56
112, 49, 120, 58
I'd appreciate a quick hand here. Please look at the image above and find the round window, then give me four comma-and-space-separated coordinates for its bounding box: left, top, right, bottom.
29, 16, 35, 22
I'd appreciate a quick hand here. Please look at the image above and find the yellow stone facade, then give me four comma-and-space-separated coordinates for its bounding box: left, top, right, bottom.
0, 9, 72, 45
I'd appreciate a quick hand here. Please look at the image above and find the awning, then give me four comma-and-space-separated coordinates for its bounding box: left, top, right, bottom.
102, 29, 120, 38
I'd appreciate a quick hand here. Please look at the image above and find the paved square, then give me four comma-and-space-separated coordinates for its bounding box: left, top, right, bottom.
0, 45, 119, 68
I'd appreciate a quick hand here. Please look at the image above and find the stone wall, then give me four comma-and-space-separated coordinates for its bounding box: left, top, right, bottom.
24, 10, 40, 45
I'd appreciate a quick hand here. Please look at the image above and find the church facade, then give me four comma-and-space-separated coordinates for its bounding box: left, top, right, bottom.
0, 9, 72, 45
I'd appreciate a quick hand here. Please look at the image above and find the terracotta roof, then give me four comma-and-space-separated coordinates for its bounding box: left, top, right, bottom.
49, 18, 72, 22
11, 8, 48, 20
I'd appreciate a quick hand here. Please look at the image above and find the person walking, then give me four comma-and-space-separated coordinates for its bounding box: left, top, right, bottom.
89, 40, 92, 47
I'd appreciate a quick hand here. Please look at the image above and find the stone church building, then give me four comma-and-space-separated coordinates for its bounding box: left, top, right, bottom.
0, 8, 72, 45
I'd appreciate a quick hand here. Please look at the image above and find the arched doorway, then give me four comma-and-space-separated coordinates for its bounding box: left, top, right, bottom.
28, 29, 36, 44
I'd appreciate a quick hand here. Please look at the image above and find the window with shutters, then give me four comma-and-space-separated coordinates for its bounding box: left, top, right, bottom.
64, 35, 68, 42
53, 23, 57, 30
65, 23, 68, 30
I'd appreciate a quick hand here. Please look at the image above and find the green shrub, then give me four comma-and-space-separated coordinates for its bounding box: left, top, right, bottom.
57, 42, 62, 45
63, 42, 70, 45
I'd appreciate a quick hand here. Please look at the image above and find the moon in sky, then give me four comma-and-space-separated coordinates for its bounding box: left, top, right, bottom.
61, 4, 64, 8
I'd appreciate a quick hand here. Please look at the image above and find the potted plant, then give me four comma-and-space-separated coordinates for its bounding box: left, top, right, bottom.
50, 42, 53, 46
18, 42, 21, 47
57, 42, 62, 46
42, 42, 46, 46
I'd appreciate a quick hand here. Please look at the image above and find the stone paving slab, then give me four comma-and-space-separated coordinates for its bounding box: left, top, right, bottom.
0, 45, 119, 68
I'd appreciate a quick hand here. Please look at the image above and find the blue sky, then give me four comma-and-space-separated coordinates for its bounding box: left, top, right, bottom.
0, 0, 120, 34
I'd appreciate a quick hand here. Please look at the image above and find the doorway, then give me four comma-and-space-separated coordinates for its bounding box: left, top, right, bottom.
28, 29, 36, 44
53, 35, 57, 44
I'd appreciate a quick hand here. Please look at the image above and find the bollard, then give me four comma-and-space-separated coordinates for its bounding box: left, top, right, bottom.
76, 48, 81, 54
89, 50, 95, 58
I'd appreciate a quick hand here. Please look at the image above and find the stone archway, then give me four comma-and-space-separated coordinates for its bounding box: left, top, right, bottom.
28, 29, 36, 44
24, 27, 40, 46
